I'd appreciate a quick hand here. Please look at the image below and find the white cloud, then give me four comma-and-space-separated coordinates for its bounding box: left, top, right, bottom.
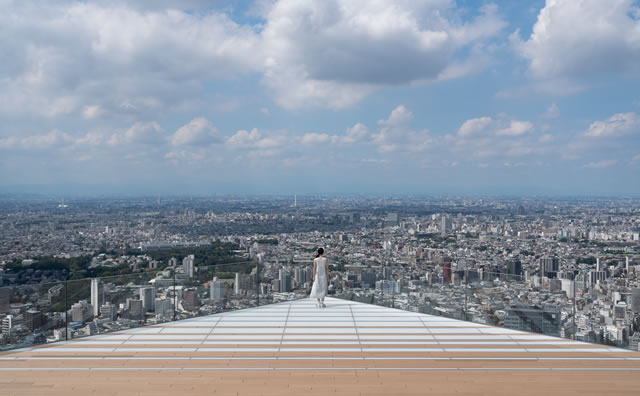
583, 112, 639, 137
0, 130, 74, 150
83, 105, 104, 120
170, 117, 220, 146
260, 0, 506, 108
0, 2, 262, 119
121, 122, 164, 145
584, 159, 617, 168
496, 120, 534, 136
301, 133, 330, 145
227, 128, 262, 148
514, 0, 640, 78
227, 128, 287, 150
373, 105, 432, 153
453, 115, 544, 160
333, 123, 369, 145
379, 105, 413, 127
458, 117, 492, 137
0, 0, 509, 118
457, 117, 534, 137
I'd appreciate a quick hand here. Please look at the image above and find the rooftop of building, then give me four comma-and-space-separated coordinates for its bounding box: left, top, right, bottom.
1, 297, 639, 395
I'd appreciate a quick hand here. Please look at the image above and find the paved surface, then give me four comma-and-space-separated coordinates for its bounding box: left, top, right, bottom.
1, 297, 639, 395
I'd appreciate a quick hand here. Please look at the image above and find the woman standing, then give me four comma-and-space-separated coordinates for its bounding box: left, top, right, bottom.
310, 247, 329, 308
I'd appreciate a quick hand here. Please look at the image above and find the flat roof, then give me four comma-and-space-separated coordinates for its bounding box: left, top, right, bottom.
1, 297, 639, 395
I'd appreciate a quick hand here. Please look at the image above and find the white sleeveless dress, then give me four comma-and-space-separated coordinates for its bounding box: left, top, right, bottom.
309, 257, 328, 298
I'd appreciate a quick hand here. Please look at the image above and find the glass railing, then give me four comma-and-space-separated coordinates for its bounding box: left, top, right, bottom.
0, 261, 262, 350
1, 262, 638, 352
334, 267, 636, 352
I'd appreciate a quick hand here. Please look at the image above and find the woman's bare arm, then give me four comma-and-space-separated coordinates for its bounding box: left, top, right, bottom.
313, 259, 317, 281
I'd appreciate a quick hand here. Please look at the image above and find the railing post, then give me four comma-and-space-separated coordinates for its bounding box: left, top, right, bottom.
172, 268, 176, 322
64, 280, 68, 341
256, 260, 260, 307
464, 270, 468, 321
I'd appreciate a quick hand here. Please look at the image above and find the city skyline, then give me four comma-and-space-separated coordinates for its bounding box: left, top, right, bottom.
1, 0, 640, 195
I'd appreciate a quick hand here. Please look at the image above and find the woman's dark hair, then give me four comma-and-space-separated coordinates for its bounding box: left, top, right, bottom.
316, 247, 324, 258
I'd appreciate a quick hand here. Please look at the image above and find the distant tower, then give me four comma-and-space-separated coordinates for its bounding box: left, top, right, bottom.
91, 278, 104, 317
626, 257, 630, 272
294, 194, 297, 207
183, 255, 195, 278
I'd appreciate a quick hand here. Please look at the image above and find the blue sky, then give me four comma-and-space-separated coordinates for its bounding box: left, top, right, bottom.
1, 0, 639, 196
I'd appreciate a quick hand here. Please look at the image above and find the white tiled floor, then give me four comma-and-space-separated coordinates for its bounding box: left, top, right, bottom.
25, 297, 625, 358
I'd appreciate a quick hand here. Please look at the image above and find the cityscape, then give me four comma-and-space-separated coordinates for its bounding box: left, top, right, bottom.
2, 0, 640, 394
1, 196, 639, 351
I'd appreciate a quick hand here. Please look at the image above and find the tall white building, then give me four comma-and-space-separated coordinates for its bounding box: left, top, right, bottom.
140, 287, 156, 312
91, 278, 104, 317
210, 278, 226, 301
1, 315, 13, 334
183, 255, 195, 278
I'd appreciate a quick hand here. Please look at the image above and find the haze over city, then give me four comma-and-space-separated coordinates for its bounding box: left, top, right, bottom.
1, 0, 639, 196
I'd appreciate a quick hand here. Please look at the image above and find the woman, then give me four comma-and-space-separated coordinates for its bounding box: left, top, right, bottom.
309, 247, 329, 308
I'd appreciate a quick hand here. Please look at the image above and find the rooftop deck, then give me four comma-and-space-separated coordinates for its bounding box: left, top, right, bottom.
1, 297, 639, 395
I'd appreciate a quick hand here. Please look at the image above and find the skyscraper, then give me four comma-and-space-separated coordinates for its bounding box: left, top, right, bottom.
507, 260, 523, 277
588, 270, 607, 285
24, 309, 43, 332
168, 257, 178, 267
631, 288, 640, 313
385, 213, 399, 228
0, 287, 9, 314
100, 302, 117, 321
140, 287, 156, 312
183, 255, 195, 278
91, 278, 104, 317
539, 257, 559, 278
443, 262, 452, 284
126, 298, 144, 321
210, 278, 226, 301
440, 216, 452, 234
183, 288, 200, 309
279, 269, 292, 292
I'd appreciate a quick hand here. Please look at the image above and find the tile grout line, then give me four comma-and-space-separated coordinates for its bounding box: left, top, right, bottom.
420, 316, 441, 351
277, 303, 292, 353
349, 305, 364, 355
197, 317, 218, 352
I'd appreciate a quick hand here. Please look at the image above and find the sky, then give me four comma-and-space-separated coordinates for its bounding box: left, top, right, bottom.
1, 0, 640, 196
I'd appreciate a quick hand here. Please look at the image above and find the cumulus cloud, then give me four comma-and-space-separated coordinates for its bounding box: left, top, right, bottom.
458, 117, 493, 137
332, 123, 369, 145
372, 105, 433, 153
0, 130, 74, 150
496, 120, 534, 136
514, 0, 640, 78
227, 129, 262, 148
583, 112, 639, 137
260, 0, 506, 108
453, 115, 543, 159
170, 118, 220, 146
0, 1, 262, 119
119, 122, 164, 145
457, 117, 534, 137
301, 133, 331, 145
0, 0, 510, 118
